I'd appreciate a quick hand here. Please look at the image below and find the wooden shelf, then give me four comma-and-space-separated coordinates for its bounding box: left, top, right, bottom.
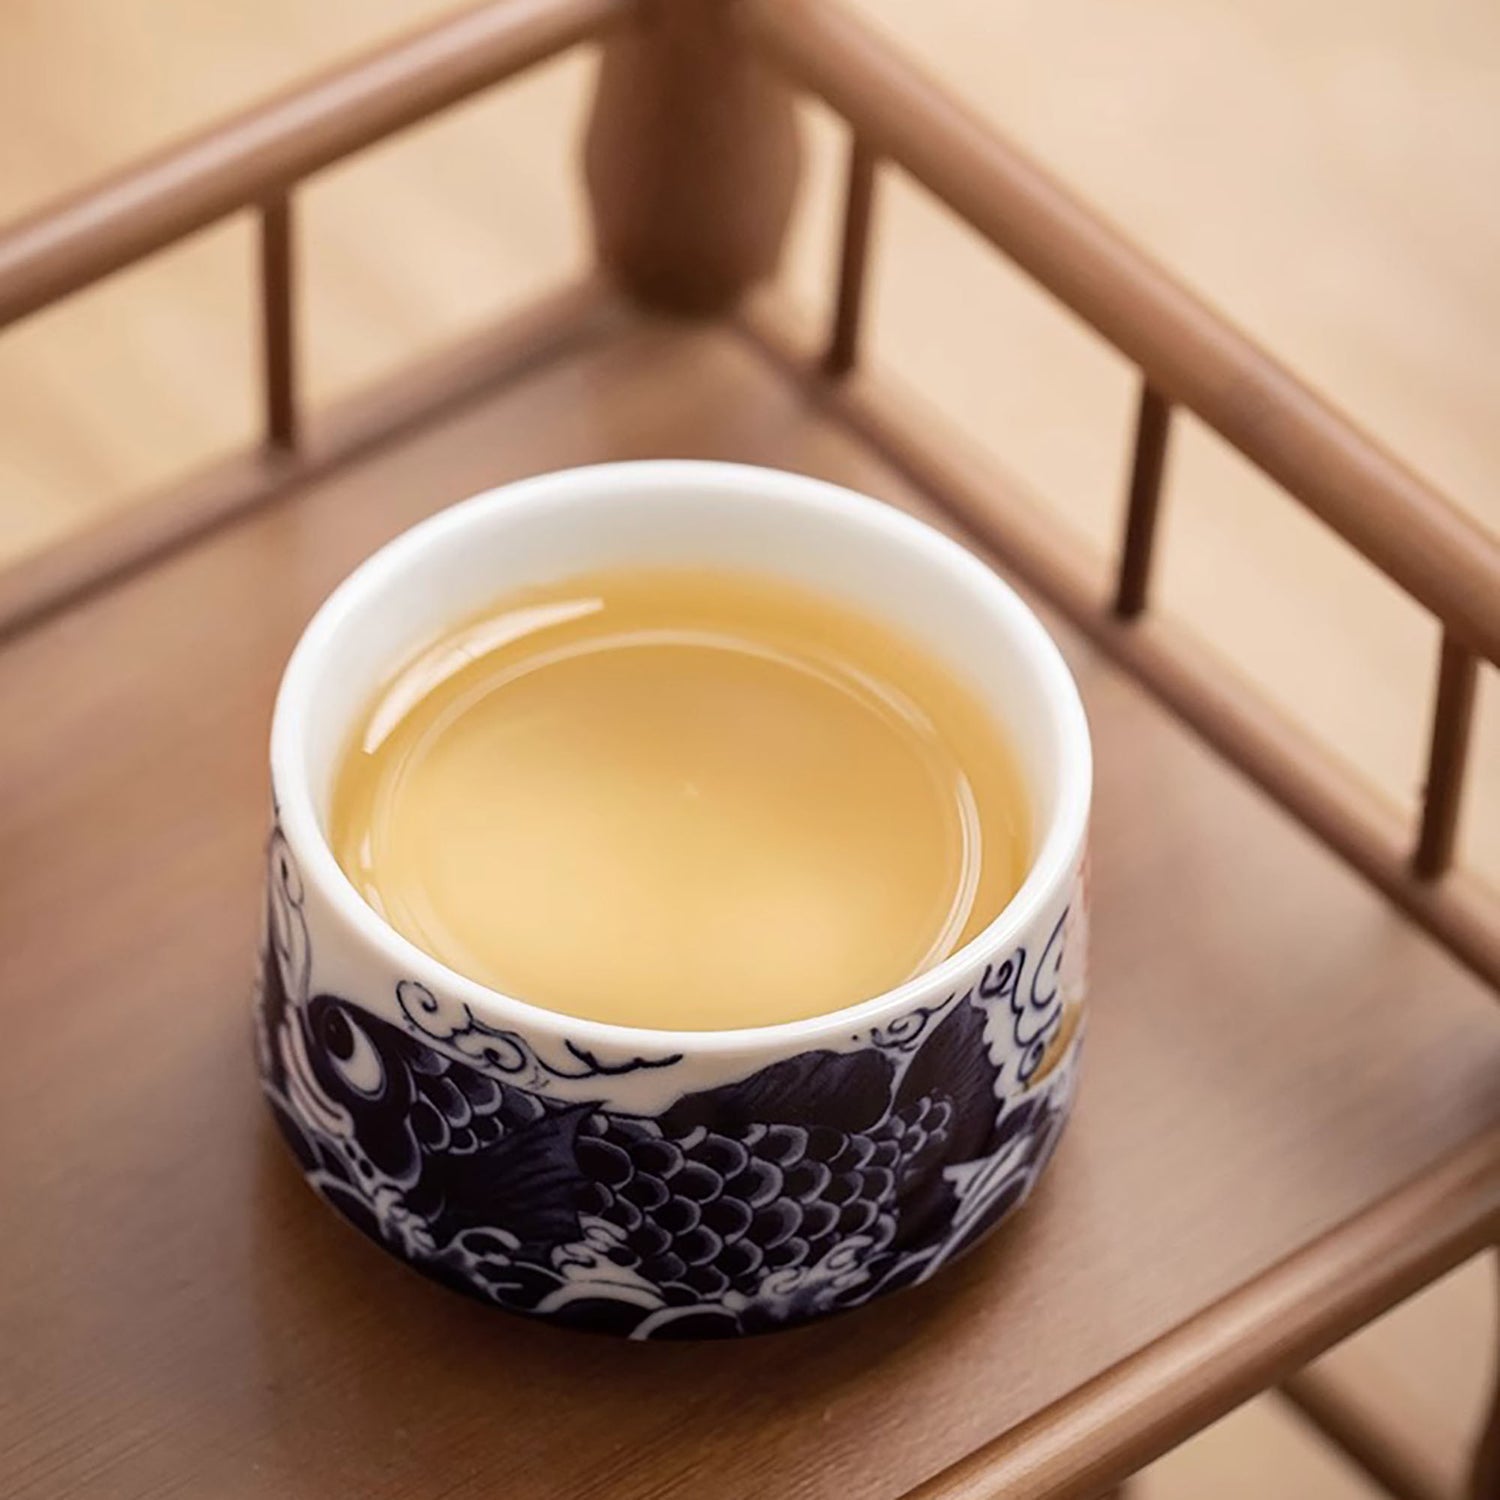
2, 303, 1495, 1500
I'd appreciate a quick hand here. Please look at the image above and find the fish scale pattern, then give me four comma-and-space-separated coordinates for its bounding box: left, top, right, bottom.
317, 985, 964, 1300
576, 1104, 954, 1299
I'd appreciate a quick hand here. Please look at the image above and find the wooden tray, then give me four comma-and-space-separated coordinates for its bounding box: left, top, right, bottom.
0, 4, 1496, 1498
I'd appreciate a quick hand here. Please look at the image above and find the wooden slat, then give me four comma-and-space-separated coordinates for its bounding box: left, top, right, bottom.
824, 134, 879, 375
1114, 383, 1171, 620
1472, 1252, 1500, 1500
1413, 634, 1481, 881
259, 194, 299, 453
740, 0, 1500, 666
0, 0, 630, 329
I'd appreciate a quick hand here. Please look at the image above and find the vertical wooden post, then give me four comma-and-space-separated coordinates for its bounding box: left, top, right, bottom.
824, 135, 877, 375
1114, 382, 1171, 619
1412, 631, 1478, 880
259, 193, 299, 452
582, 0, 801, 315
1472, 1250, 1500, 1500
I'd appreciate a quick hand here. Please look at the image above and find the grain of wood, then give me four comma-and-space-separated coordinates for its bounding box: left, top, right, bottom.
0, 316, 1496, 1500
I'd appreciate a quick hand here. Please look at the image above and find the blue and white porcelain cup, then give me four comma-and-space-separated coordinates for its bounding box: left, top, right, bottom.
257, 460, 1092, 1338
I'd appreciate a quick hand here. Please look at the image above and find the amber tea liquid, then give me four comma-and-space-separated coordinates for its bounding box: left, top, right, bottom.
330, 568, 1030, 1029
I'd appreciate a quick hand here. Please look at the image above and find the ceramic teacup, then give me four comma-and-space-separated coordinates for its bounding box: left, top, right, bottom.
257, 460, 1091, 1338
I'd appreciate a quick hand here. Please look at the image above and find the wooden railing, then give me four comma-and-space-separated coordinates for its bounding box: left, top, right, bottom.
0, 0, 625, 329
738, 0, 1500, 987
0, 0, 627, 638
0, 0, 1494, 987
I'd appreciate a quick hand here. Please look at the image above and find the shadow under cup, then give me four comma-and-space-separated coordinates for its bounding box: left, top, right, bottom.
258, 460, 1092, 1338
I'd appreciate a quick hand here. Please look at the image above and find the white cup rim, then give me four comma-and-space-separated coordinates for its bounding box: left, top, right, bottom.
271, 460, 1091, 1056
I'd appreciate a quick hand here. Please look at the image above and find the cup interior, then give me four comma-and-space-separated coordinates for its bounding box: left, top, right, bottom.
272, 461, 1090, 1036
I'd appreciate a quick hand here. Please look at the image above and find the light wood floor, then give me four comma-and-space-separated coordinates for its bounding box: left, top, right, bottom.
1, 2, 1495, 1494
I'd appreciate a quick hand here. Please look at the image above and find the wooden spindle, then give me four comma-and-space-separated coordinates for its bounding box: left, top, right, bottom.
824, 135, 877, 375
259, 194, 298, 452
1469, 1251, 1500, 1500
1114, 382, 1171, 619
1413, 631, 1479, 879
582, 0, 800, 315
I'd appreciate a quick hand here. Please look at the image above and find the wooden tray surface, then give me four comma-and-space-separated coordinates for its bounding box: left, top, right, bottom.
2, 314, 1497, 1500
